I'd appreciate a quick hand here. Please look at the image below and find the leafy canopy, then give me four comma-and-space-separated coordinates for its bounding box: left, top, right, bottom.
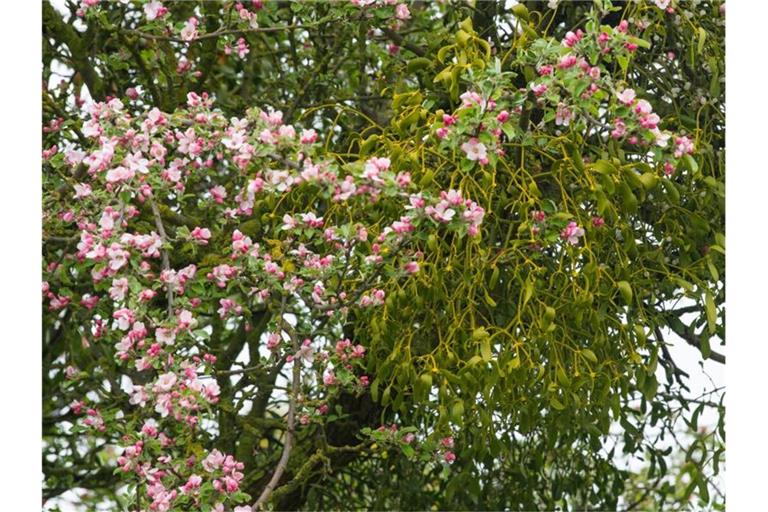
42, 1, 724, 510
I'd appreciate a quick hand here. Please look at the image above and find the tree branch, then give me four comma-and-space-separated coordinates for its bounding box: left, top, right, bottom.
149, 197, 173, 317
381, 27, 426, 57
253, 314, 301, 510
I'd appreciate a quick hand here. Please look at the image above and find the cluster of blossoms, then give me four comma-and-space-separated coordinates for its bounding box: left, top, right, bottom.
349, 0, 414, 55
611, 87, 694, 174
362, 425, 458, 464
75, 1, 263, 80
433, 85, 524, 169
527, 209, 605, 251
43, 81, 485, 508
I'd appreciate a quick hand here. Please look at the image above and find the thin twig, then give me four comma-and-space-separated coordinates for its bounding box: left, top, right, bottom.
253, 301, 300, 510
149, 198, 173, 317
125, 22, 322, 44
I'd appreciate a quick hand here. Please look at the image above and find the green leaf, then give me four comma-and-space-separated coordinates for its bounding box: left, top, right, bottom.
627, 36, 651, 49
450, 399, 465, 423
511, 3, 530, 22
582, 349, 598, 364
705, 291, 717, 334
480, 338, 492, 362
566, 144, 585, 172
642, 375, 658, 401
590, 159, 617, 175
661, 177, 680, 204
706, 257, 720, 282
699, 333, 712, 359
550, 397, 566, 410
697, 27, 707, 54
406, 57, 432, 73
682, 154, 699, 174
617, 281, 633, 304
639, 172, 658, 191
523, 278, 534, 306
542, 306, 556, 330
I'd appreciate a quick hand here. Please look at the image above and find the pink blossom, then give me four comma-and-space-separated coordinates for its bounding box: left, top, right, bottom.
438, 115, 455, 128
130, 386, 149, 407
531, 83, 548, 97
182, 474, 202, 493
235, 37, 250, 58
177, 309, 196, 330
562, 29, 584, 48
611, 119, 627, 139
208, 264, 238, 287
260, 107, 283, 126
617, 88, 636, 106
154, 372, 177, 392
113, 308, 135, 330
300, 212, 324, 228
105, 166, 135, 184
109, 277, 129, 301
231, 230, 252, 254
156, 327, 176, 345
80, 294, 99, 310
638, 113, 660, 130
634, 99, 653, 115
555, 103, 573, 127
395, 3, 411, 20
73, 183, 92, 199
300, 129, 318, 144
557, 54, 578, 69
202, 449, 226, 472
278, 124, 296, 140
141, 419, 158, 437
296, 339, 315, 363
217, 298, 242, 318
203, 381, 221, 402
264, 331, 281, 351
425, 201, 456, 223
210, 185, 227, 203
144, 0, 168, 20
460, 138, 487, 161
674, 136, 695, 158
190, 226, 211, 245
180, 17, 199, 41
560, 221, 585, 245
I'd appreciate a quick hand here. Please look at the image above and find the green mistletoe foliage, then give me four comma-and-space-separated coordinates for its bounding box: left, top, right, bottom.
43, 1, 724, 510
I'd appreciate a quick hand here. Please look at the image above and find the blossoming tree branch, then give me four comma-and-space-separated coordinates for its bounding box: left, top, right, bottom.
42, 0, 725, 510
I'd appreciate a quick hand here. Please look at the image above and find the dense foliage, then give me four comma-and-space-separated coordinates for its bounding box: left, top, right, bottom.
42, 1, 725, 510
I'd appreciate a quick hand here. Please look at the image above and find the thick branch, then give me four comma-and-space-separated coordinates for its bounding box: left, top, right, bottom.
43, 2, 104, 100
